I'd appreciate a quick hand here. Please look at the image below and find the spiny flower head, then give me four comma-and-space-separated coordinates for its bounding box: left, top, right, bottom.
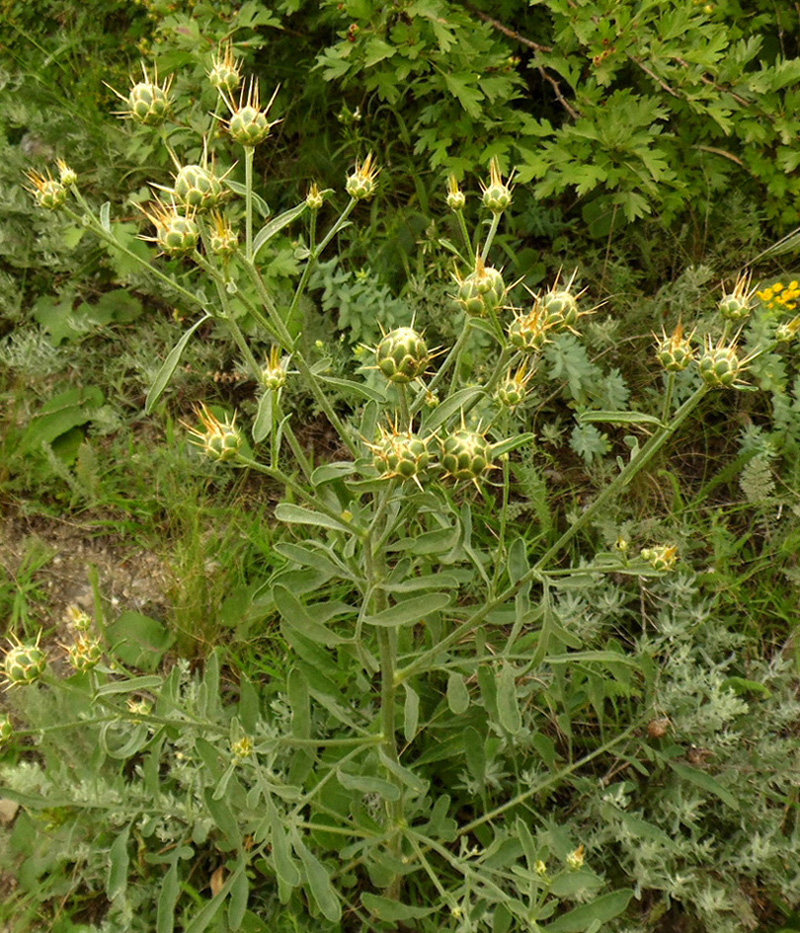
566, 845, 585, 871
346, 152, 380, 201
495, 362, 534, 409
507, 302, 553, 352
3, 633, 47, 688
108, 63, 173, 126
655, 322, 695, 372
539, 270, 587, 332
158, 143, 229, 213
757, 279, 800, 312
231, 736, 254, 761
440, 428, 496, 485
697, 336, 749, 388
65, 604, 92, 634
65, 636, 103, 673
24, 168, 67, 210
455, 256, 506, 318
776, 315, 800, 343
305, 181, 325, 212
375, 327, 429, 384
367, 422, 431, 485
261, 346, 289, 391
718, 272, 756, 322
640, 545, 678, 572
445, 174, 466, 212
56, 159, 77, 187
480, 157, 514, 214
138, 197, 200, 256
183, 403, 242, 462
221, 79, 281, 148
207, 211, 238, 258
208, 43, 242, 93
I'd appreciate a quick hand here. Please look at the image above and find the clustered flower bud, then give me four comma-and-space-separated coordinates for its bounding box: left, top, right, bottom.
305, 182, 325, 212
208, 43, 242, 93
697, 338, 743, 388
184, 403, 243, 462
172, 163, 225, 212
445, 174, 466, 212
507, 304, 551, 352
261, 346, 288, 391
25, 169, 67, 210
369, 425, 431, 484
718, 273, 755, 323
208, 212, 238, 258
480, 157, 514, 214
56, 159, 78, 187
375, 327, 429, 384
139, 198, 200, 256
440, 429, 495, 484
109, 64, 173, 126
66, 637, 103, 673
0, 714, 12, 748
495, 363, 533, 409
655, 324, 695, 372
640, 545, 678, 571
223, 79, 281, 148
3, 635, 47, 687
455, 257, 506, 318
346, 153, 380, 201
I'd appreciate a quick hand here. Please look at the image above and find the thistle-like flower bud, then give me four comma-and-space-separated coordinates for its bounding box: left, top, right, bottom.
66, 636, 103, 673
542, 287, 579, 330
184, 403, 242, 462
640, 545, 678, 571
25, 169, 67, 210
776, 316, 800, 343
718, 273, 755, 322
3, 636, 47, 687
440, 429, 494, 483
208, 211, 238, 258
139, 198, 200, 256
446, 174, 466, 212
56, 159, 78, 187
480, 157, 514, 214
306, 182, 325, 212
655, 323, 695, 372
208, 43, 242, 93
173, 163, 224, 212
231, 736, 254, 762
455, 257, 506, 318
224, 80, 280, 148
495, 363, 533, 409
346, 153, 380, 201
369, 425, 431, 482
0, 714, 12, 748
697, 338, 743, 388
65, 604, 92, 634
261, 346, 288, 391
109, 64, 173, 126
566, 845, 585, 871
507, 304, 551, 352
375, 327, 429, 383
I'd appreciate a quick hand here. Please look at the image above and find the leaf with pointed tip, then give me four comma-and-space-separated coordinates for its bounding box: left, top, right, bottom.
146, 314, 212, 414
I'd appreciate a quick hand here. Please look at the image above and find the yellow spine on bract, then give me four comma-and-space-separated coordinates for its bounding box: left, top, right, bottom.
446, 174, 466, 212
507, 301, 553, 352
261, 346, 288, 391
107, 62, 173, 126
480, 156, 514, 214
221, 79, 281, 148
697, 337, 745, 388
24, 169, 67, 210
375, 327, 429, 383
138, 197, 200, 256
306, 181, 325, 211
440, 429, 496, 485
208, 211, 238, 258
455, 256, 506, 318
495, 362, 534, 409
183, 403, 242, 462
3, 633, 47, 688
718, 272, 756, 322
56, 159, 78, 187
655, 323, 695, 372
367, 422, 431, 486
776, 316, 800, 342
65, 636, 103, 673
208, 43, 242, 93
346, 153, 380, 201
640, 545, 678, 571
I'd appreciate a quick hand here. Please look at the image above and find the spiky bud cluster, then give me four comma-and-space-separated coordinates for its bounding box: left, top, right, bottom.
231, 736, 254, 761
25, 170, 67, 210
446, 175, 466, 212
346, 153, 380, 201
507, 305, 551, 352
56, 159, 78, 187
566, 845, 585, 871
208, 44, 242, 93
224, 80, 280, 148
776, 316, 800, 343
4, 637, 47, 687
110, 65, 173, 126
719, 273, 755, 322
0, 714, 12, 748
173, 164, 224, 212
480, 157, 514, 214
66, 604, 92, 634
495, 364, 533, 409
541, 288, 579, 330
697, 339, 742, 388
640, 545, 678, 571
306, 182, 325, 212
261, 347, 288, 391
184, 403, 242, 462
141, 199, 200, 256
66, 637, 103, 673
655, 324, 695, 372
456, 258, 506, 318
440, 430, 494, 483
370, 426, 430, 482
375, 328, 429, 384
208, 212, 238, 257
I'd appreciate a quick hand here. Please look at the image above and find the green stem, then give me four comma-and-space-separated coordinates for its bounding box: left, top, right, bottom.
411, 320, 473, 415
661, 371, 675, 423
245, 146, 254, 262
275, 399, 314, 483
453, 209, 475, 265
481, 213, 501, 262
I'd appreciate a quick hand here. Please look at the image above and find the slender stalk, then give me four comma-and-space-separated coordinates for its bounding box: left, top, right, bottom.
453, 209, 475, 265
661, 371, 675, 423
245, 146, 255, 261
481, 212, 501, 262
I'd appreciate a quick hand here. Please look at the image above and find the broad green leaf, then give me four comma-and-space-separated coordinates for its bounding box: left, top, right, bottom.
492, 432, 535, 458
274, 585, 348, 646
203, 788, 241, 848
668, 762, 739, 810
364, 592, 450, 627
507, 537, 528, 585
228, 868, 249, 931
225, 179, 269, 217
546, 889, 634, 932
274, 502, 355, 534
252, 202, 307, 257
387, 526, 459, 555
422, 386, 484, 433
146, 314, 212, 413
292, 834, 342, 923
381, 572, 459, 593
362, 893, 434, 921
404, 683, 420, 742
317, 374, 386, 402
287, 666, 310, 739
447, 672, 470, 715
497, 663, 522, 734
310, 461, 358, 484
106, 824, 131, 900
252, 392, 273, 443
106, 610, 173, 672
157, 861, 180, 933
22, 386, 104, 450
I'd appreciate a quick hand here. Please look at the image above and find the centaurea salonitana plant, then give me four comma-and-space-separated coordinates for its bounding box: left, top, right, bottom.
20, 58, 794, 931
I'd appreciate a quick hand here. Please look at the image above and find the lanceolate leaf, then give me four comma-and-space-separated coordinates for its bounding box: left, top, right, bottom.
364, 592, 450, 627
252, 202, 308, 257
146, 314, 212, 414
